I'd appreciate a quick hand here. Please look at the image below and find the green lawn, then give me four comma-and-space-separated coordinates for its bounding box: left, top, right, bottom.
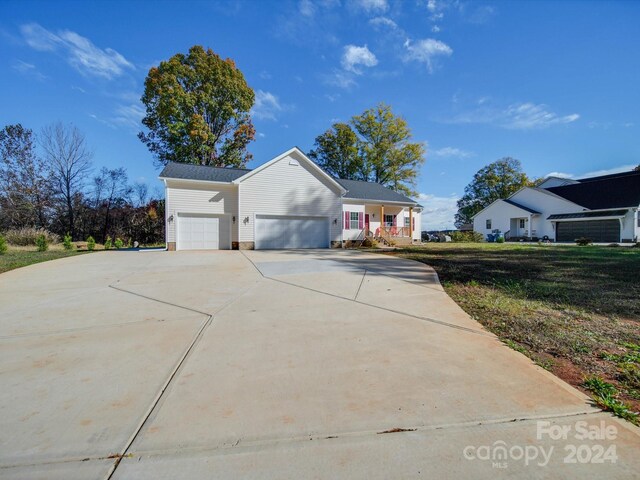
393, 243, 640, 424
0, 246, 90, 274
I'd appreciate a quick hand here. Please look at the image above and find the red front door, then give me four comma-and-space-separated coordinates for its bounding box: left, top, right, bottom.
364, 214, 370, 233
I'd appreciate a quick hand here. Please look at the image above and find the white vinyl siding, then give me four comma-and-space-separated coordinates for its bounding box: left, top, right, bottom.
165, 181, 238, 244
238, 152, 342, 244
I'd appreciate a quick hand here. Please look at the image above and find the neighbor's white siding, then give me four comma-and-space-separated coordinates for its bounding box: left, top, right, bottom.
473, 200, 534, 239
238, 152, 342, 243
510, 188, 584, 239
165, 180, 238, 243
621, 208, 637, 241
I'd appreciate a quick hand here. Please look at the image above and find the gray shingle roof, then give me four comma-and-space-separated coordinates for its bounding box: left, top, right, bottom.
546, 170, 640, 209
547, 209, 628, 220
503, 198, 541, 214
336, 178, 418, 204
159, 161, 420, 205
159, 162, 251, 183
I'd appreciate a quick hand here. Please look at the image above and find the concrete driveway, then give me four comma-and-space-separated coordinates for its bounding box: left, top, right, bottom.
1, 250, 638, 479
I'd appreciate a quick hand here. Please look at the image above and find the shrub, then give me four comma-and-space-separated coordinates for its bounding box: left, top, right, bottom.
4, 227, 60, 246
496, 236, 505, 243
63, 233, 74, 250
114, 237, 124, 249
0, 235, 7, 255
35, 234, 48, 252
450, 231, 484, 243
104, 236, 113, 250
575, 237, 592, 246
86, 236, 96, 251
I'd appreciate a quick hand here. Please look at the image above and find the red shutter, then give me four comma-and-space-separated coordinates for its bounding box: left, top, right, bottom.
344, 211, 349, 230
358, 212, 364, 229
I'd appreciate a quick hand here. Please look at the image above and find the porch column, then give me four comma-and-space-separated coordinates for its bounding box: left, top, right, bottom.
409, 207, 413, 238
380, 204, 384, 231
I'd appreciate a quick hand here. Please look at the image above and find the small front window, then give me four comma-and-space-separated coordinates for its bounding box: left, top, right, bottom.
404, 216, 411, 227
519, 219, 525, 228
350, 212, 359, 230
486, 219, 492, 229
384, 214, 394, 228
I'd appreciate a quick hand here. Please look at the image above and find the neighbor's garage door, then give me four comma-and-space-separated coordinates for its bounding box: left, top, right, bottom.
255, 215, 329, 249
556, 220, 620, 243
177, 214, 230, 250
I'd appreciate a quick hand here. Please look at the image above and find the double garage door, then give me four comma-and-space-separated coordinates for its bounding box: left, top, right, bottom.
255, 215, 329, 249
556, 220, 620, 243
177, 213, 329, 250
177, 214, 231, 250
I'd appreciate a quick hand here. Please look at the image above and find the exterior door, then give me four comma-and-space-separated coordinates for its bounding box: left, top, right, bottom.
364, 214, 370, 233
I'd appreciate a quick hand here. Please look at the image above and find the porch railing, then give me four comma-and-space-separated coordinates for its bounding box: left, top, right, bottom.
377, 226, 411, 238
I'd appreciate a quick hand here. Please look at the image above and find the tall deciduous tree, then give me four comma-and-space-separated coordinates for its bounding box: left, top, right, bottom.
139, 45, 255, 168
308, 123, 363, 180
93, 167, 131, 243
0, 124, 51, 229
40, 122, 93, 239
308, 103, 425, 196
455, 157, 532, 228
634, 164, 640, 171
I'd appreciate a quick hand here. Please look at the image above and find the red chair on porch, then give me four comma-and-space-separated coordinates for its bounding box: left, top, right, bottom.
389, 226, 398, 236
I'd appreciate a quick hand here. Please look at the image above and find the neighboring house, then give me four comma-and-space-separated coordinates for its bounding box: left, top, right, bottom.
473, 170, 640, 243
159, 147, 422, 250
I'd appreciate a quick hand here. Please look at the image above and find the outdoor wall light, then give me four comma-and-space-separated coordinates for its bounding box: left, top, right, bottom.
372, 213, 375, 218
232, 216, 236, 224
168, 214, 174, 222
244, 216, 250, 224
333, 218, 337, 224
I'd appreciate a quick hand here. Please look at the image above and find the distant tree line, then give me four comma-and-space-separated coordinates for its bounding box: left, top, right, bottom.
0, 123, 164, 244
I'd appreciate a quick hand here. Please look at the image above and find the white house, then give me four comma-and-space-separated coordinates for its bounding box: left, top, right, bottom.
159, 147, 422, 250
473, 170, 640, 243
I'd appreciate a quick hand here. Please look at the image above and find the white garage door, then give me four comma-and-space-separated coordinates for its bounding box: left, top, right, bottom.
177, 214, 230, 250
255, 215, 329, 249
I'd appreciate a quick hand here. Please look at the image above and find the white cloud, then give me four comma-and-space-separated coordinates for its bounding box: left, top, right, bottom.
298, 0, 317, 17
251, 90, 283, 120
431, 147, 474, 158
20, 23, 133, 79
113, 104, 145, 129
450, 101, 580, 130
418, 193, 459, 230
11, 60, 46, 80
544, 171, 574, 179
341, 44, 378, 74
403, 38, 453, 72
352, 0, 388, 13
324, 70, 357, 89
369, 16, 398, 30
502, 103, 579, 129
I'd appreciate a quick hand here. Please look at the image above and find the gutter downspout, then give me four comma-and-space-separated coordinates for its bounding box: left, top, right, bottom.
163, 178, 168, 251
340, 193, 345, 248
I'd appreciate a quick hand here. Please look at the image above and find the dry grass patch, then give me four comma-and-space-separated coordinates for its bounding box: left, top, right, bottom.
393, 243, 640, 424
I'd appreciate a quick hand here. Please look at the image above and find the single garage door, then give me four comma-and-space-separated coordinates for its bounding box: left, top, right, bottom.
177, 214, 231, 250
556, 220, 620, 243
255, 215, 329, 249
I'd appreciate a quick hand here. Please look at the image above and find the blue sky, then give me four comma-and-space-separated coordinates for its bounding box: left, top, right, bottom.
1, 0, 639, 229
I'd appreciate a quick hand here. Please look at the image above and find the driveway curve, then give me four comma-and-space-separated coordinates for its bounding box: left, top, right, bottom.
0, 250, 638, 479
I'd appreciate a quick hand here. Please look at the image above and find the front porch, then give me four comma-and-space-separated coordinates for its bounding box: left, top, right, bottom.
505, 216, 538, 241
344, 204, 418, 246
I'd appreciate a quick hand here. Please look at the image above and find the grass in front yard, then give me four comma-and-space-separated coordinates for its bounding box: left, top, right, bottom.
393, 243, 640, 425
0, 245, 90, 274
